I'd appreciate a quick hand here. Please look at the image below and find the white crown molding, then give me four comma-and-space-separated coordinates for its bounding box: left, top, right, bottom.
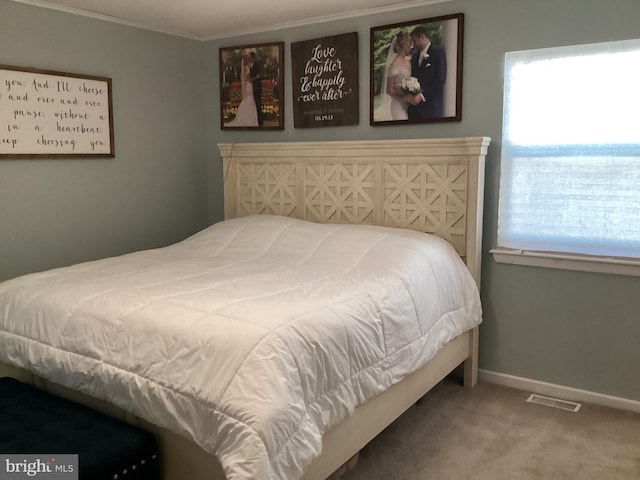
7, 0, 204, 39
205, 0, 456, 41
8, 0, 456, 41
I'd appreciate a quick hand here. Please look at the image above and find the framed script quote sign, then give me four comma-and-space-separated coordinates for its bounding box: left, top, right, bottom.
0, 65, 114, 158
291, 32, 358, 128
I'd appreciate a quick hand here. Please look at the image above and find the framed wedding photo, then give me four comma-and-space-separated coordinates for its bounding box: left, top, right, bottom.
219, 41, 284, 130
370, 13, 464, 126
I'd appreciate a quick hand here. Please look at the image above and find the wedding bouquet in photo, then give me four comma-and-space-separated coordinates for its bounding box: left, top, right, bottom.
398, 76, 422, 94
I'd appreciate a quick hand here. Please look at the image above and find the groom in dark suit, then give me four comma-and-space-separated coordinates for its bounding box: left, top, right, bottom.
407, 26, 447, 119
248, 52, 264, 126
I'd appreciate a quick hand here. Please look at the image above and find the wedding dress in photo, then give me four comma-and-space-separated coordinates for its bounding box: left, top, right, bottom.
387, 64, 411, 120
374, 35, 411, 121
226, 58, 258, 127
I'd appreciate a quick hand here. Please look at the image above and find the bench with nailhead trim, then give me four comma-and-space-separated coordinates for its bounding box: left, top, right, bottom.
0, 377, 160, 480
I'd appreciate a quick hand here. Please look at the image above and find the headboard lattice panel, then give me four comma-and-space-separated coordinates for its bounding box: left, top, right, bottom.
219, 137, 490, 286
237, 163, 298, 217
304, 163, 376, 224
382, 162, 468, 253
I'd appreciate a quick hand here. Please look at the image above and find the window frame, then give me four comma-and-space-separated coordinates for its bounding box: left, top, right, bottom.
493, 39, 640, 276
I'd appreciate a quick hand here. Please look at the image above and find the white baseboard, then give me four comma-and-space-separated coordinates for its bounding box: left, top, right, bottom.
478, 369, 640, 413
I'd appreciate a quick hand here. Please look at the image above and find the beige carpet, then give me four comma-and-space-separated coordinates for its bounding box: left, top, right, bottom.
341, 378, 640, 480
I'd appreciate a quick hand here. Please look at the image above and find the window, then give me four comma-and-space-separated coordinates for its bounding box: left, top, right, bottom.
493, 39, 640, 275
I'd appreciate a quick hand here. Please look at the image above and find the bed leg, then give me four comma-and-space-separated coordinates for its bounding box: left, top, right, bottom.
463, 327, 479, 388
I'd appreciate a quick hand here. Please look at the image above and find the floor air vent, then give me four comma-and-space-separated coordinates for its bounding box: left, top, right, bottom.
526, 394, 582, 412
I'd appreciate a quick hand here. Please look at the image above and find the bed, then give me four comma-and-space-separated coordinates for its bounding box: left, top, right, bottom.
0, 137, 490, 480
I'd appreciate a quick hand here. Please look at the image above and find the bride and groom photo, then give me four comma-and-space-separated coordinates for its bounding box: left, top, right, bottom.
219, 42, 284, 130
371, 13, 463, 125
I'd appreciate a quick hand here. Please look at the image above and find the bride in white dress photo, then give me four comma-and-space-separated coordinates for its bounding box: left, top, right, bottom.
225, 54, 259, 127
374, 31, 413, 121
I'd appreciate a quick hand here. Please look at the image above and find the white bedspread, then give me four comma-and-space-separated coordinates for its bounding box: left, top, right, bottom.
0, 215, 481, 480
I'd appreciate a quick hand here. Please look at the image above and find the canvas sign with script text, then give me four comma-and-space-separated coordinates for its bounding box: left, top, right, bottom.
291, 32, 358, 128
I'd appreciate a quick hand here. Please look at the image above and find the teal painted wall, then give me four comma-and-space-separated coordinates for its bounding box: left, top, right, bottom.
0, 0, 209, 281
1, 0, 639, 401
205, 0, 640, 401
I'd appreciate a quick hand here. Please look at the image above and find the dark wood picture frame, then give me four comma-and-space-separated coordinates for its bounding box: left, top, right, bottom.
219, 42, 284, 130
370, 13, 464, 126
0, 64, 114, 158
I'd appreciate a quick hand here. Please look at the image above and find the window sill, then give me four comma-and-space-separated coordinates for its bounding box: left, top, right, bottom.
490, 248, 640, 277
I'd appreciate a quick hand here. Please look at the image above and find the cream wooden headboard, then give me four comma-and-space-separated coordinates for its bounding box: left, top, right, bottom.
218, 137, 490, 286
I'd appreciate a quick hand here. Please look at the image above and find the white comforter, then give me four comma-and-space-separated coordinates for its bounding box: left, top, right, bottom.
0, 215, 481, 480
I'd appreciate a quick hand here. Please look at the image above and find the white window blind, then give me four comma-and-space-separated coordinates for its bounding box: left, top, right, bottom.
498, 39, 640, 259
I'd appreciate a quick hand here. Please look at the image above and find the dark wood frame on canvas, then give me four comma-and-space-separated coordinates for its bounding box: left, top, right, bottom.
219, 41, 285, 130
370, 13, 464, 126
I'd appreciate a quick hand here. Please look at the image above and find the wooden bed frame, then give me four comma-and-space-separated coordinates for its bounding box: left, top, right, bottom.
1, 137, 490, 480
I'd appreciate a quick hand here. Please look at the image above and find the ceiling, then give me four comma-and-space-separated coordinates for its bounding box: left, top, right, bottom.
12, 0, 450, 40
